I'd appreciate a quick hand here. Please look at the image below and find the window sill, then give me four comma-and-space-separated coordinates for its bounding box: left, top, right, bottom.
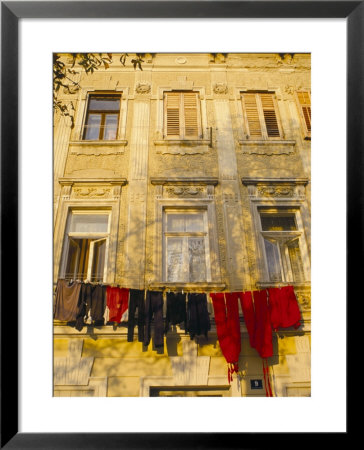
148, 282, 226, 291
256, 281, 310, 289
238, 139, 296, 155
154, 139, 212, 155
69, 139, 128, 156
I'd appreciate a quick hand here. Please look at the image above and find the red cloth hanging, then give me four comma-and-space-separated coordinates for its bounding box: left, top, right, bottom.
106, 286, 129, 323
268, 285, 301, 331
251, 290, 273, 359
210, 292, 241, 383
238, 291, 256, 348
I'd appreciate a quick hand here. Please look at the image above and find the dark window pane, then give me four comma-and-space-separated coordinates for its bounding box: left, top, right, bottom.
261, 215, 297, 231
89, 96, 120, 111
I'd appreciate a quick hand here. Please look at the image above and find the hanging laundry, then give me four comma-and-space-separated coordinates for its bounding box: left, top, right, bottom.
211, 292, 241, 383
268, 285, 301, 331
75, 283, 107, 330
127, 289, 145, 343
262, 358, 273, 397
252, 290, 273, 359
238, 291, 256, 349
106, 286, 129, 324
54, 279, 82, 322
144, 290, 164, 348
165, 292, 187, 334
186, 293, 211, 340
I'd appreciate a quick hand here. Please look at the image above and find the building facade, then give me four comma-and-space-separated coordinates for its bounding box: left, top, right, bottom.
53, 53, 311, 397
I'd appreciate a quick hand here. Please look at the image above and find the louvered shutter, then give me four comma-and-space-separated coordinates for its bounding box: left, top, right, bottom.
183, 92, 200, 137
165, 92, 181, 137
242, 93, 263, 138
297, 91, 311, 134
260, 93, 281, 137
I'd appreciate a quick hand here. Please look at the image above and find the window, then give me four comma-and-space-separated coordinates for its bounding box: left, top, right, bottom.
83, 94, 121, 140
163, 209, 211, 282
164, 91, 202, 139
259, 210, 306, 283
241, 92, 282, 139
296, 91, 311, 138
61, 212, 110, 282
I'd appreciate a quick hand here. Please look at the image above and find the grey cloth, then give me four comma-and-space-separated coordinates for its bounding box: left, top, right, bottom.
54, 279, 82, 321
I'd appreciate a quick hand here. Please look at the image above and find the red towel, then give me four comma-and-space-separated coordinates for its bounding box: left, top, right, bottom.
106, 286, 129, 323
268, 285, 301, 331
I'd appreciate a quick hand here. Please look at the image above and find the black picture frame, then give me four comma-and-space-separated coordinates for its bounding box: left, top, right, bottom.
1, 1, 357, 448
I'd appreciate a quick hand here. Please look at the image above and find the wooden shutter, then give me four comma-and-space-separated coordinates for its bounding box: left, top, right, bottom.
242, 93, 263, 138
260, 93, 281, 137
183, 92, 200, 137
165, 92, 181, 136
297, 91, 311, 135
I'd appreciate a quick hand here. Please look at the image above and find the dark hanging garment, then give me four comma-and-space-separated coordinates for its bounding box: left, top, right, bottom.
144, 290, 164, 348
54, 279, 82, 322
186, 293, 211, 339
127, 289, 145, 343
165, 292, 187, 333
88, 284, 107, 324
75, 283, 107, 330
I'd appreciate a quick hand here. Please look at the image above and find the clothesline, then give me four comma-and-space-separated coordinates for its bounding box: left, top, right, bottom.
54, 279, 303, 394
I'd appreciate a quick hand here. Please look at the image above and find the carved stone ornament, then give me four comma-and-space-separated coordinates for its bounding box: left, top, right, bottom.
257, 185, 294, 197
135, 82, 151, 94
165, 186, 205, 197
175, 57, 187, 64
213, 82, 228, 94
73, 187, 111, 198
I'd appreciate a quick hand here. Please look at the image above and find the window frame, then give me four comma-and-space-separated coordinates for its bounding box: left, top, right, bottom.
241, 91, 284, 140
60, 210, 111, 282
162, 208, 212, 283
82, 93, 121, 141
257, 207, 309, 284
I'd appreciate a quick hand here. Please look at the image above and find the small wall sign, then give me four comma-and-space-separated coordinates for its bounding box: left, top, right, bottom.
250, 379, 263, 389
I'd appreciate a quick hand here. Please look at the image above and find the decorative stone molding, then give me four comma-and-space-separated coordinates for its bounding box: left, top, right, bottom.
135, 81, 151, 94
73, 187, 111, 198
165, 186, 205, 198
175, 57, 187, 64
59, 178, 127, 201
151, 177, 218, 199
242, 177, 308, 199
239, 139, 296, 155
213, 82, 228, 94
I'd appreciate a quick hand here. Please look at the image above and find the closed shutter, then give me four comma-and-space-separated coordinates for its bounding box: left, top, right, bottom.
183, 92, 200, 137
165, 91, 200, 138
260, 93, 281, 137
165, 92, 180, 136
242, 93, 263, 138
242, 92, 281, 139
297, 91, 311, 135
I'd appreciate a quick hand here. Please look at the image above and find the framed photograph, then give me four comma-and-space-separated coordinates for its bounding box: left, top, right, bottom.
1, 1, 357, 448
